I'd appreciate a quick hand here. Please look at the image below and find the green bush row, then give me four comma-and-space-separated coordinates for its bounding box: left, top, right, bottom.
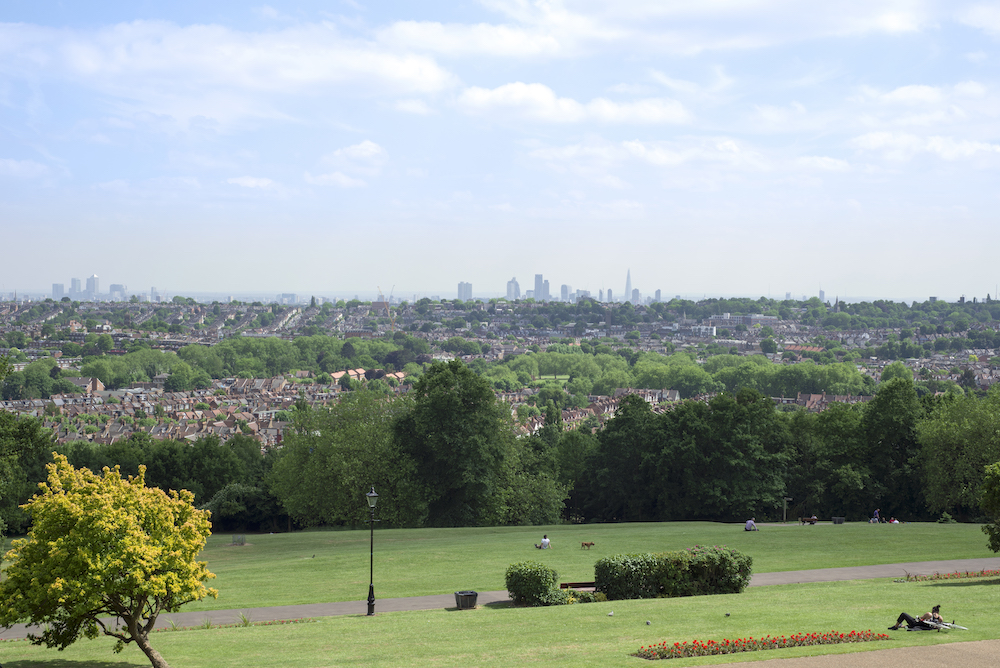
594, 545, 752, 600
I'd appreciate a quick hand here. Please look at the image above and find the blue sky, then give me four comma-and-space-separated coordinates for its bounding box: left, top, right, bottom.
2, 1, 999, 302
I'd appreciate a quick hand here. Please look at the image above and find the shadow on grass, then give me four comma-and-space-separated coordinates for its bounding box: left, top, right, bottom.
482, 600, 514, 609
3, 662, 137, 668
928, 577, 1000, 588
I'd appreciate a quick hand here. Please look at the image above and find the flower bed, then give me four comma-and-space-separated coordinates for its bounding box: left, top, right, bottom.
634, 629, 890, 660
899, 568, 1000, 582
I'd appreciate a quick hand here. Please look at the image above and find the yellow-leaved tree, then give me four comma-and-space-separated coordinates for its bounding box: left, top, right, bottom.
0, 454, 217, 668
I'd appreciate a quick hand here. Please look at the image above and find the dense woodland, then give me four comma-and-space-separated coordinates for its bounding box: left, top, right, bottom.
4, 359, 1000, 539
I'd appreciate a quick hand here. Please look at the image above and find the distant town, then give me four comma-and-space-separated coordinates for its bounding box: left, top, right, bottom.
2, 279, 998, 450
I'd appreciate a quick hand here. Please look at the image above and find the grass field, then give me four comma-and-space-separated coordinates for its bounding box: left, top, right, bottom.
2, 522, 997, 667
181, 521, 993, 611
3, 576, 999, 667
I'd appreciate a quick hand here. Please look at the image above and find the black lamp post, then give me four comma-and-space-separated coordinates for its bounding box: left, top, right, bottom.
366, 486, 379, 616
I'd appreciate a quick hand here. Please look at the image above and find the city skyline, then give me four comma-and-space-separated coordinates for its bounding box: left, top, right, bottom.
2, 2, 1000, 301
5, 266, 986, 306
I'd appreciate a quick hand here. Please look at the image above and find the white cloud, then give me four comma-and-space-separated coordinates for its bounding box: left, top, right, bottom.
394, 99, 434, 114
961, 4, 1000, 36
321, 140, 387, 177
880, 84, 943, 104
227, 176, 276, 188
332, 140, 386, 162
457, 82, 689, 123
476, 0, 937, 56
797, 156, 851, 171
852, 132, 1000, 160
954, 81, 987, 96
376, 20, 563, 57
304, 171, 366, 187
527, 136, 769, 189
0, 21, 457, 128
0, 158, 48, 178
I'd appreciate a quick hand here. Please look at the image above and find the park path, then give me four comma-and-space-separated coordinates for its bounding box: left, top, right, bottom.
3, 557, 999, 642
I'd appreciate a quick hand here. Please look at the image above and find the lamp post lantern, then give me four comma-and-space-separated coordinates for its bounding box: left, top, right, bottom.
366, 486, 379, 616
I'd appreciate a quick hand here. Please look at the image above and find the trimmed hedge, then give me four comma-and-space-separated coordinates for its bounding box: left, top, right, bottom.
595, 545, 752, 601
505, 561, 559, 606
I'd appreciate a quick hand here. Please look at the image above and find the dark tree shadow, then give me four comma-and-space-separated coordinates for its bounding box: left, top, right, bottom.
928, 577, 1000, 588
4, 662, 140, 668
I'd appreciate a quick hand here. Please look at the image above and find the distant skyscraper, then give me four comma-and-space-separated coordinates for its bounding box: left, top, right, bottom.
151, 287, 160, 302
70, 278, 81, 298
599, 289, 604, 302
631, 289, 640, 304
654, 289, 661, 302
819, 289, 825, 303
625, 269, 632, 303
86, 274, 99, 300
109, 284, 126, 301
458, 282, 472, 301
561, 284, 572, 301
506, 277, 520, 300
607, 288, 613, 303
534, 274, 544, 301
785, 292, 791, 300
543, 280, 550, 301
52, 283, 64, 300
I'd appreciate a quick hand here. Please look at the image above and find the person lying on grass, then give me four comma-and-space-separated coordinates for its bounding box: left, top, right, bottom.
889, 604, 944, 630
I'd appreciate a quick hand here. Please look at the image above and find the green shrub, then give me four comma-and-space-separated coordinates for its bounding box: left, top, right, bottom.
681, 544, 753, 595
505, 561, 558, 606
594, 553, 662, 600
595, 545, 752, 600
541, 588, 571, 605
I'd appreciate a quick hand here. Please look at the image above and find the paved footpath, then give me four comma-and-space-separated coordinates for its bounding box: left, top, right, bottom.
4, 557, 1000, 664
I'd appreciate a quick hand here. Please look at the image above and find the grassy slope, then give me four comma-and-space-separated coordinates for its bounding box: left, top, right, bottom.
4, 577, 999, 667
185, 521, 992, 611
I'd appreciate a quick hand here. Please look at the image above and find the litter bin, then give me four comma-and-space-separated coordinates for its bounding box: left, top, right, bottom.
454, 590, 478, 609
832, 516, 845, 525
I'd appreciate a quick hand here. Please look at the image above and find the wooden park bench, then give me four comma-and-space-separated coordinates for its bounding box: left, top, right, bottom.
559, 581, 596, 591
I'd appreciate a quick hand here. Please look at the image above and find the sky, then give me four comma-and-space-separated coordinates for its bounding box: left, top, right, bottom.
2, 1, 999, 303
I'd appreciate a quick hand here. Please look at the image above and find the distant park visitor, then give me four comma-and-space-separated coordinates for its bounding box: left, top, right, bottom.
535, 534, 551, 549
745, 518, 758, 531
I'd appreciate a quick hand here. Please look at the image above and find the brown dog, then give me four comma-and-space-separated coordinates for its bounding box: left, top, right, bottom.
581, 541, 595, 549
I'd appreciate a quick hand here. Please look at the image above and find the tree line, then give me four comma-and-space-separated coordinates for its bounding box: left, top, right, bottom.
5, 361, 1000, 539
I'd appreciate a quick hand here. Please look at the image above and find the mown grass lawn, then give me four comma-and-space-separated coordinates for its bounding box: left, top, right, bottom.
181, 521, 992, 611
3, 576, 998, 667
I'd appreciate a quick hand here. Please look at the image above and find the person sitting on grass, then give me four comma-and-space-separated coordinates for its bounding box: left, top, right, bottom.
889, 604, 944, 630
744, 518, 758, 531
534, 534, 551, 549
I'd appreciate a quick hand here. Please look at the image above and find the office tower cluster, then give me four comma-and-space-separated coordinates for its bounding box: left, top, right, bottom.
512, 270, 660, 305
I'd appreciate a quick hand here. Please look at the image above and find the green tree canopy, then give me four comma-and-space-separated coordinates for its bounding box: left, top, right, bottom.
0, 455, 217, 668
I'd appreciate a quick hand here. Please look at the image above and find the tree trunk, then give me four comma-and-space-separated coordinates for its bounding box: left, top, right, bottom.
134, 630, 171, 668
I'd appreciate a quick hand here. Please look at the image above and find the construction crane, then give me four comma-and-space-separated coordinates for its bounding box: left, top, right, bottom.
377, 285, 396, 332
